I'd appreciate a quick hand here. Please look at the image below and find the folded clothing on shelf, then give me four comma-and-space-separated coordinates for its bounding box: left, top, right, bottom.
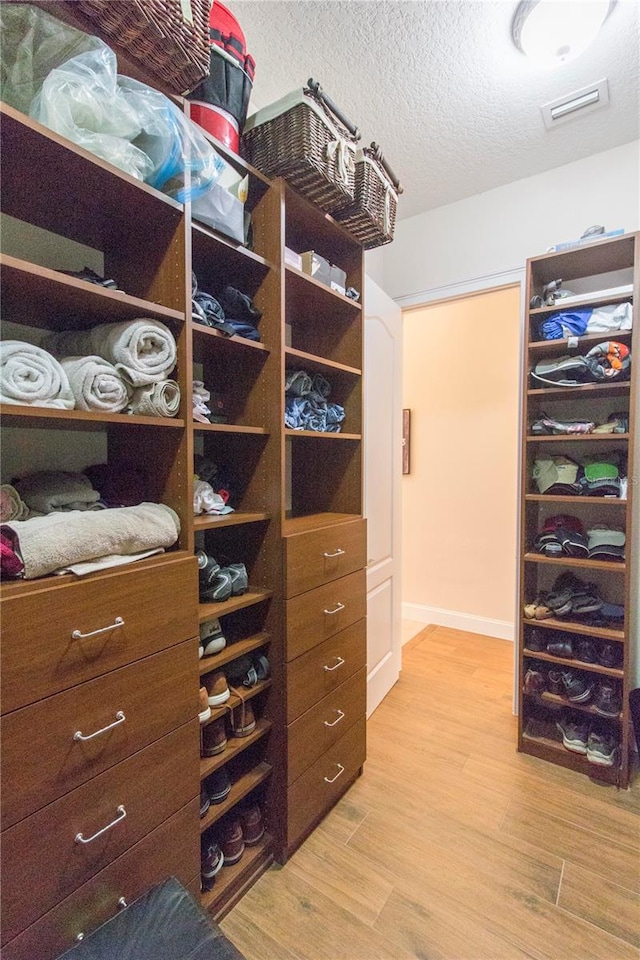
284, 368, 345, 432
192, 274, 262, 341
538, 302, 632, 341
1, 502, 180, 579
13, 470, 102, 515
0, 340, 74, 409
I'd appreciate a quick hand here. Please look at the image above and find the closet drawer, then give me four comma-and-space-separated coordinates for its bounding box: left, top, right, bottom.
284, 520, 366, 598
1, 640, 196, 829
288, 668, 366, 784
1, 554, 198, 714
287, 619, 366, 723
1, 799, 200, 960
1, 721, 197, 942
287, 717, 366, 853
285, 570, 366, 661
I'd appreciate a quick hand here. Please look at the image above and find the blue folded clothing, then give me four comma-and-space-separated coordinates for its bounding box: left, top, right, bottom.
540, 310, 590, 341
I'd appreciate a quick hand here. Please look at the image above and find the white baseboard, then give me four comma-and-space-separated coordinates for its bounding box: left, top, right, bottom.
402, 603, 514, 643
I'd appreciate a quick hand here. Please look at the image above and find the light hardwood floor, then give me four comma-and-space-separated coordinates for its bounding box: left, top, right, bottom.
221, 626, 640, 960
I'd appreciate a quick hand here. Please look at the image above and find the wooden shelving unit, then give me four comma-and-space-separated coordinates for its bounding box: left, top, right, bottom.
518, 232, 638, 789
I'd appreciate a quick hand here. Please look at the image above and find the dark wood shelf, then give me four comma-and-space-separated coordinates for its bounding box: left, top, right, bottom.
523, 553, 625, 572
200, 723, 272, 783
200, 762, 272, 830
525, 434, 629, 443
283, 512, 362, 535
199, 632, 271, 676
523, 649, 623, 679
285, 346, 362, 377
522, 617, 625, 641
193, 423, 269, 435
198, 589, 273, 624
0, 254, 185, 331
0, 404, 184, 430
525, 494, 626, 505
285, 429, 361, 440
201, 832, 273, 921
524, 690, 622, 721
520, 731, 619, 783
191, 323, 270, 353
529, 294, 632, 319
285, 264, 361, 310
191, 221, 274, 270
528, 382, 631, 399
193, 513, 270, 532
529, 234, 635, 286
527, 329, 632, 359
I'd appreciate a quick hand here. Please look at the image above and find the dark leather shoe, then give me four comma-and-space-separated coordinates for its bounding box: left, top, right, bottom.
599, 643, 622, 669
525, 628, 546, 652
576, 639, 598, 663
546, 636, 574, 658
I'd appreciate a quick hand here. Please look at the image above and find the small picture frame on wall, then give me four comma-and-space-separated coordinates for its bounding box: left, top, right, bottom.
402, 409, 411, 474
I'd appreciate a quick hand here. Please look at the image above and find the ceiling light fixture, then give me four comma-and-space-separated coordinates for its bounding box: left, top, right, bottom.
512, 0, 614, 68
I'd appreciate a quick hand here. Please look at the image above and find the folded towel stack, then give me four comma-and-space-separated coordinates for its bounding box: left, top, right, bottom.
13, 470, 102, 515
0, 340, 74, 409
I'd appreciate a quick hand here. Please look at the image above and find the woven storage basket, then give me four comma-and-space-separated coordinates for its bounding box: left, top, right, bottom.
75, 0, 211, 94
335, 144, 403, 249
242, 79, 361, 215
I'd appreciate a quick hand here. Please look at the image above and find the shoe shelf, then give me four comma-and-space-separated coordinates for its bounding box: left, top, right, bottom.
521, 730, 618, 784
199, 632, 271, 676
522, 649, 623, 679
198, 590, 273, 625
200, 722, 273, 782
525, 494, 626, 506
0, 405, 185, 431
522, 617, 625, 641
200, 762, 273, 833
527, 382, 631, 400
525, 433, 630, 443
523, 553, 626, 572
0, 254, 186, 330
194, 514, 271, 533
524, 690, 622, 721
200, 681, 273, 729
284, 346, 362, 377
201, 832, 274, 922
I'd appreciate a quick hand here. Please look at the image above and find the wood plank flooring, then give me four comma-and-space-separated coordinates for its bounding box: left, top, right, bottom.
221, 626, 639, 960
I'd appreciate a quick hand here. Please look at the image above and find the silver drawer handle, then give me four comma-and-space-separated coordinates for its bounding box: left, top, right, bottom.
73, 711, 126, 743
117, 897, 128, 910
75, 805, 127, 845
323, 602, 345, 616
324, 709, 345, 727
323, 548, 346, 559
324, 763, 345, 784
324, 656, 345, 672
72, 616, 124, 640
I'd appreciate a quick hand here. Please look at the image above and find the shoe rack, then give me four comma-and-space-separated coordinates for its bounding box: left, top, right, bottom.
518, 232, 639, 788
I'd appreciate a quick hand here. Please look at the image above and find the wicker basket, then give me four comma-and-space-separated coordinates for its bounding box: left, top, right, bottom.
242, 79, 361, 215
75, 0, 211, 94
335, 144, 403, 249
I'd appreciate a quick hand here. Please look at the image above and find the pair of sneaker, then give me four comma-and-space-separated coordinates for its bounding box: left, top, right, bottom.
198, 618, 226, 658
197, 550, 248, 602
556, 714, 619, 766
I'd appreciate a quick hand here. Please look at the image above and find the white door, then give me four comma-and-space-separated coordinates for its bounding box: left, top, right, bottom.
364, 276, 403, 716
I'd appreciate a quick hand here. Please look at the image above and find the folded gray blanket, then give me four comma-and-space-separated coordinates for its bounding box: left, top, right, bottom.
45, 319, 177, 387
13, 471, 101, 514
60, 355, 131, 412
2, 502, 180, 579
0, 340, 74, 408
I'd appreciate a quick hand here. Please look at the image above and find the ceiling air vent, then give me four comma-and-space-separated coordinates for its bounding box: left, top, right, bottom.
541, 78, 609, 130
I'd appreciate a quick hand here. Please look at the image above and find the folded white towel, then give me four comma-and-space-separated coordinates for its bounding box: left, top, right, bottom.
2, 502, 180, 579
13, 470, 101, 514
128, 379, 180, 418
60, 355, 130, 412
45, 319, 177, 387
0, 340, 74, 408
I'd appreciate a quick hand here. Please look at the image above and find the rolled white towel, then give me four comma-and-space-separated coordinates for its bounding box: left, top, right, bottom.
60, 355, 130, 412
45, 319, 177, 387
0, 340, 74, 409
2, 502, 180, 579
128, 379, 180, 418
0, 484, 29, 522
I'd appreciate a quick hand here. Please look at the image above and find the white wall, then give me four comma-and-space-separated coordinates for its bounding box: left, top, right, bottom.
375, 140, 639, 301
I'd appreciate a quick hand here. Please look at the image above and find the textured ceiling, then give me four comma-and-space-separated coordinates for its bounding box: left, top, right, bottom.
230, 0, 640, 219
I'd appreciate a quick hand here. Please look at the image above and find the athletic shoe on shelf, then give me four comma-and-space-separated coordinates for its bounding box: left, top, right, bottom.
199, 687, 212, 724
592, 682, 621, 717
204, 670, 230, 707
219, 817, 245, 865
586, 731, 618, 766
561, 671, 594, 703
555, 715, 588, 754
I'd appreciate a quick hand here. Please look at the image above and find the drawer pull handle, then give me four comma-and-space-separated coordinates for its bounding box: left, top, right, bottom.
76, 933, 85, 943
324, 763, 345, 784
72, 616, 124, 640
75, 805, 127, 845
324, 656, 345, 672
324, 709, 345, 727
323, 548, 346, 559
74, 711, 126, 742
117, 897, 128, 910
323, 602, 345, 616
